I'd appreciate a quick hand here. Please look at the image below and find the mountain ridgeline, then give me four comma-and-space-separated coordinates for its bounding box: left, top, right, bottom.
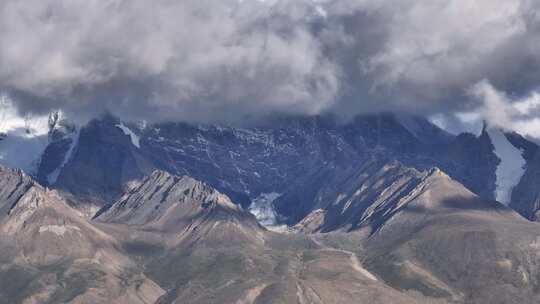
35, 113, 539, 221
0, 112, 539, 303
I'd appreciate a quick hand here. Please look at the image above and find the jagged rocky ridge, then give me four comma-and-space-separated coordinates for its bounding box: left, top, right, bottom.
2, 159, 540, 303
3, 113, 540, 303
95, 170, 263, 246
36, 112, 540, 223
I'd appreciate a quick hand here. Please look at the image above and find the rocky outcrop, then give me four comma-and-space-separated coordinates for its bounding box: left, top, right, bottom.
0, 166, 35, 217
48, 114, 154, 215
96, 170, 263, 246
38, 113, 512, 222
510, 150, 540, 221
288, 159, 426, 232
442, 126, 499, 200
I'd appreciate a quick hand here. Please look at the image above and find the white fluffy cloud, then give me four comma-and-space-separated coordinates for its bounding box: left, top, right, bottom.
1, 0, 540, 125
366, 0, 525, 86
0, 0, 339, 122
463, 80, 540, 138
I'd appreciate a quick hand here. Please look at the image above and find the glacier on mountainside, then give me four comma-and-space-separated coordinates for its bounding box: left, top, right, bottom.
46, 128, 80, 185
487, 128, 526, 205
116, 123, 141, 148
249, 192, 281, 226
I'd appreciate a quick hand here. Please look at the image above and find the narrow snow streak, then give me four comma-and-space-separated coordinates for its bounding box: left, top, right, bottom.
47, 128, 80, 185
488, 129, 526, 205
39, 224, 81, 236
116, 123, 141, 148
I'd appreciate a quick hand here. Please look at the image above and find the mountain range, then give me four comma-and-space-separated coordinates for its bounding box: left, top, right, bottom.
1, 112, 540, 303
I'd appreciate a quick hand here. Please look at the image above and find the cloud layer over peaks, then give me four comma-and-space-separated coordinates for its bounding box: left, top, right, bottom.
1, 0, 339, 123
2, 0, 540, 126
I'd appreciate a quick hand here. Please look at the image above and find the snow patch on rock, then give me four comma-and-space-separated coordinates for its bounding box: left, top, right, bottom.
249, 192, 281, 226
116, 123, 141, 148
487, 129, 526, 205
334, 193, 347, 205
47, 128, 80, 185
39, 224, 81, 236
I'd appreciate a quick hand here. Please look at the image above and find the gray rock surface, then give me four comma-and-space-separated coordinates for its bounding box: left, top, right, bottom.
4, 112, 540, 303
39, 113, 504, 219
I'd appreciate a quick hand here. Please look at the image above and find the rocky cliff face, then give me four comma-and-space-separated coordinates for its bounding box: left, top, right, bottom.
5, 112, 540, 303
0, 166, 35, 216
41, 114, 154, 216
285, 158, 426, 232
37, 113, 505, 218
3, 111, 538, 223
510, 151, 540, 221
96, 170, 263, 246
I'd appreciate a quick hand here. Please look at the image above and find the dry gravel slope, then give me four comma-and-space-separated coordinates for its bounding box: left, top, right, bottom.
0, 166, 165, 304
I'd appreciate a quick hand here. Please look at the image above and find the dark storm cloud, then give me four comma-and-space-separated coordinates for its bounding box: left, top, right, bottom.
2, 0, 540, 127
